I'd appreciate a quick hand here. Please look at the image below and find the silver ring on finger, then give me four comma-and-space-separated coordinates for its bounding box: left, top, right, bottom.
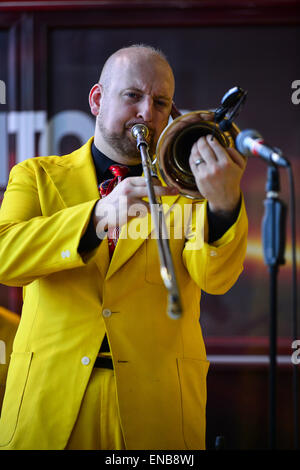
195, 158, 205, 166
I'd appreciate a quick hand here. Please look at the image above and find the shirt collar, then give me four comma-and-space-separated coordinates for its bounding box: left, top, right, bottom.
91, 141, 143, 181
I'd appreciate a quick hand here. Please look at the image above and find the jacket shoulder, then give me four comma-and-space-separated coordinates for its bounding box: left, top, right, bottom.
12, 137, 94, 174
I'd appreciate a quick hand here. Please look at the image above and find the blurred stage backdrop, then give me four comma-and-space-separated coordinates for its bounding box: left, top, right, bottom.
0, 0, 299, 449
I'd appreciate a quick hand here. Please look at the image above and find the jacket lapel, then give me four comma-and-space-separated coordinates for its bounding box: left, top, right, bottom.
106, 193, 180, 280
39, 137, 99, 209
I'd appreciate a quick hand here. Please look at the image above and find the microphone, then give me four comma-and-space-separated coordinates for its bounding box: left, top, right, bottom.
236, 129, 289, 167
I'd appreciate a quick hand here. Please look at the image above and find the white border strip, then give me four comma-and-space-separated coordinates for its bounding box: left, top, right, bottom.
207, 355, 293, 366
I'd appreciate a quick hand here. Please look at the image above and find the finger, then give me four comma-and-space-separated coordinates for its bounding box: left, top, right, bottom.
130, 176, 178, 195
206, 134, 231, 163
151, 176, 163, 186
127, 176, 164, 187
127, 176, 148, 187
128, 183, 178, 201
190, 136, 217, 167
226, 147, 247, 170
199, 111, 214, 121
154, 185, 179, 196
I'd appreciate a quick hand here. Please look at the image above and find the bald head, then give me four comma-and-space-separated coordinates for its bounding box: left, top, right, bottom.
90, 44, 175, 163
99, 45, 175, 97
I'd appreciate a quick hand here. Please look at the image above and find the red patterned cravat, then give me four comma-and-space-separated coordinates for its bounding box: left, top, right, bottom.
98, 164, 129, 258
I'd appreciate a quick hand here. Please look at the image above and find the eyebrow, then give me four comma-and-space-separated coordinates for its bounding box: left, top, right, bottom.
122, 87, 172, 102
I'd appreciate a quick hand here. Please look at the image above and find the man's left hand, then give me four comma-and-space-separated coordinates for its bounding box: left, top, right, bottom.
189, 134, 246, 214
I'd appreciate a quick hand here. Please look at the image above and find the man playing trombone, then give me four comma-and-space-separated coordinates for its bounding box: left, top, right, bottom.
0, 44, 247, 450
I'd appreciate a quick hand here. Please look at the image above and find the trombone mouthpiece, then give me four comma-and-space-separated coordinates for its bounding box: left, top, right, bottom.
131, 124, 149, 140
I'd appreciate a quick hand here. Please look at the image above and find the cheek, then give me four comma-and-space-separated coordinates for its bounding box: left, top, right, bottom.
100, 96, 128, 124
99, 106, 124, 132
111, 104, 134, 130
156, 116, 170, 137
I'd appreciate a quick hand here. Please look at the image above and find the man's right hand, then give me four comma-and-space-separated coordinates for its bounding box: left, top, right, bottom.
93, 176, 179, 237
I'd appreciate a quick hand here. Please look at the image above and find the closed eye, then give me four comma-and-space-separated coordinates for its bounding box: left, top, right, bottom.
155, 99, 168, 107
124, 91, 140, 100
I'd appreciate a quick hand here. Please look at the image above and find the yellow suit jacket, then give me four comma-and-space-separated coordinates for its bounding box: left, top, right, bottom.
0, 307, 20, 411
0, 137, 248, 450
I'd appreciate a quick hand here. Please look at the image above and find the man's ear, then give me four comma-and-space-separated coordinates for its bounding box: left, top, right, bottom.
89, 83, 102, 116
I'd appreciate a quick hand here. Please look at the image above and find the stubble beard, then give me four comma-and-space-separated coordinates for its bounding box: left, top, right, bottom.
97, 117, 156, 161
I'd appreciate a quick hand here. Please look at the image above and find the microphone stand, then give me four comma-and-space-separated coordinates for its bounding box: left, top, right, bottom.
262, 164, 287, 450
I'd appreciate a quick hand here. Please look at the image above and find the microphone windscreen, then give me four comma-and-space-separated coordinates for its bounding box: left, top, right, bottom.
235, 129, 262, 157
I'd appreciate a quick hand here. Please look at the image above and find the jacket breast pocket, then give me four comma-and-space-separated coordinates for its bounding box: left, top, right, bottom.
0, 351, 33, 447
145, 229, 185, 286
144, 203, 188, 285
145, 237, 164, 285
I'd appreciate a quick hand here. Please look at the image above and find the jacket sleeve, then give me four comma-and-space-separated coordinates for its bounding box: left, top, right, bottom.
0, 163, 99, 287
182, 196, 248, 294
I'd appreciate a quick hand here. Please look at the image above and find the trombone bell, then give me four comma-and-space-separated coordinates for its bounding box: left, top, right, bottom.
155, 110, 241, 199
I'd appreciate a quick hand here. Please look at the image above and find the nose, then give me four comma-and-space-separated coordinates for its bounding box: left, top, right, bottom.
136, 96, 153, 123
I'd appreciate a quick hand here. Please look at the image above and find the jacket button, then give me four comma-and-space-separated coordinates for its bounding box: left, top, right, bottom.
81, 356, 90, 365
102, 308, 112, 318
210, 250, 218, 257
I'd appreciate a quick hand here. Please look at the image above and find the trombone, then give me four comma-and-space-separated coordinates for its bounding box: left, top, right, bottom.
132, 86, 247, 319
132, 123, 182, 320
